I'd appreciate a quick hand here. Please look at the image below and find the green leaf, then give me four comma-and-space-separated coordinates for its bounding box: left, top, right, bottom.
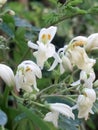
2, 14, 14, 25
87, 6, 98, 14
17, 104, 53, 130
67, 0, 83, 6
13, 115, 36, 130
0, 23, 14, 38
44, 95, 75, 106
0, 109, 7, 126
58, 114, 80, 130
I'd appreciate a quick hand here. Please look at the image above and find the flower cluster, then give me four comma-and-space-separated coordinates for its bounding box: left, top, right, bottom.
0, 26, 98, 128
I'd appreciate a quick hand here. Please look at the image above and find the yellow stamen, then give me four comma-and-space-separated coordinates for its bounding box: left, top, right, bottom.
41, 34, 51, 44
26, 66, 31, 72
73, 41, 86, 47
42, 34, 46, 40
48, 34, 51, 40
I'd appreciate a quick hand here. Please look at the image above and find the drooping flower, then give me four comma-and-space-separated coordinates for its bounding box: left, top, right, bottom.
49, 35, 95, 73
44, 103, 75, 127
15, 60, 42, 92
0, 64, 15, 87
76, 88, 96, 120
0, 0, 7, 7
28, 26, 57, 69
67, 39, 96, 72
71, 69, 95, 88
85, 33, 98, 52
66, 36, 96, 72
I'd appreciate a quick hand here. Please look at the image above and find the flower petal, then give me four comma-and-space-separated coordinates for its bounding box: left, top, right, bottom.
85, 33, 98, 52
48, 59, 58, 71
15, 60, 41, 92
28, 41, 38, 50
44, 112, 59, 128
39, 26, 57, 44
50, 103, 75, 119
0, 64, 15, 87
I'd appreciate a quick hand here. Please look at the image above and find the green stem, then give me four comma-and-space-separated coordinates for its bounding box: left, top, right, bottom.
37, 83, 65, 98
11, 91, 24, 102
1, 126, 5, 130
31, 101, 47, 108
3, 87, 10, 107
47, 11, 86, 27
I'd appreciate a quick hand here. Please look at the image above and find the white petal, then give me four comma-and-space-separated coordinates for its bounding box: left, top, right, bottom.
53, 52, 62, 63
69, 36, 87, 45
48, 59, 58, 71
39, 26, 57, 44
46, 43, 55, 58
50, 103, 75, 119
62, 55, 73, 72
85, 33, 98, 52
28, 41, 38, 49
44, 112, 59, 128
0, 64, 15, 87
71, 80, 80, 86
60, 63, 65, 74
83, 88, 96, 102
32, 76, 39, 92
77, 95, 92, 120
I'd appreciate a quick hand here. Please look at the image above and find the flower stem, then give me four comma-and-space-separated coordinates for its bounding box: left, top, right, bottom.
11, 91, 24, 102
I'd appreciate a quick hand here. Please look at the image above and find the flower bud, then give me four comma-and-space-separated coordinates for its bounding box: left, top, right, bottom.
0, 64, 15, 87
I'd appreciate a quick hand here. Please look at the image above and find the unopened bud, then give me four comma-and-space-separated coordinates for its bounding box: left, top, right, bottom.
7, 10, 15, 16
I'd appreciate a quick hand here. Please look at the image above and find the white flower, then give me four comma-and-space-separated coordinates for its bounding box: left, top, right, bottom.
44, 103, 75, 127
77, 88, 96, 120
71, 70, 95, 88
28, 26, 57, 69
67, 36, 95, 72
85, 33, 98, 52
0, 64, 15, 87
67, 46, 96, 73
83, 88, 96, 102
15, 60, 42, 92
44, 111, 59, 128
0, 0, 7, 7
68, 36, 87, 48
38, 26, 57, 44
49, 46, 73, 74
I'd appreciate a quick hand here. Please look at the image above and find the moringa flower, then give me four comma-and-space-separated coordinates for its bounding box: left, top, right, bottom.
85, 33, 98, 52
44, 103, 74, 127
0, 64, 15, 87
15, 60, 42, 92
71, 69, 95, 88
77, 88, 96, 120
28, 26, 57, 69
67, 36, 96, 72
67, 46, 96, 73
38, 26, 57, 44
